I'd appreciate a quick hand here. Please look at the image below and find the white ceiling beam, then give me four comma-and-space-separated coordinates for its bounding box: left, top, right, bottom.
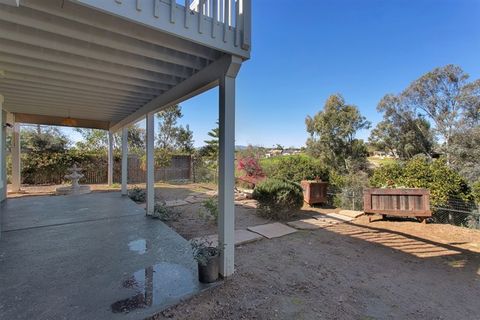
0, 39, 184, 84
6, 104, 128, 122
0, 79, 153, 103
0, 84, 149, 106
0, 62, 170, 94
110, 55, 238, 132
4, 97, 136, 116
0, 52, 179, 87
0, 4, 210, 70
0, 0, 18, 7
22, 0, 218, 60
3, 72, 163, 98
0, 89, 143, 111
0, 20, 195, 78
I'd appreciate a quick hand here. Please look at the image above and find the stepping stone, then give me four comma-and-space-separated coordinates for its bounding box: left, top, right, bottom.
205, 190, 218, 196
338, 210, 364, 218
234, 229, 264, 245
326, 213, 354, 221
191, 229, 264, 247
287, 218, 335, 230
247, 222, 297, 239
164, 199, 189, 207
314, 213, 353, 222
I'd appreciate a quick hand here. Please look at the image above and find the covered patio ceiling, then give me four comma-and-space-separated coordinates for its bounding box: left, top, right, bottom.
0, 0, 246, 130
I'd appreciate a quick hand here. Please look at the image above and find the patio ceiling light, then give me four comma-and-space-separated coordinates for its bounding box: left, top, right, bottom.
62, 117, 77, 127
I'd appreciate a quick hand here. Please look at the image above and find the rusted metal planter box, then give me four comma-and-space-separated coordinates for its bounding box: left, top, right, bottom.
301, 180, 328, 205
363, 188, 432, 222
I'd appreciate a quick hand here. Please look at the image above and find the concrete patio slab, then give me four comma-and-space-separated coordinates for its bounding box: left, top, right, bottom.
247, 222, 297, 239
1, 192, 143, 231
0, 193, 206, 320
192, 229, 264, 247
338, 210, 364, 218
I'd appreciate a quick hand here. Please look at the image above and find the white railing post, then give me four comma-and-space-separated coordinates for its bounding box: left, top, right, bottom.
234, 0, 240, 47
242, 0, 251, 50
212, 0, 218, 38
0, 95, 5, 202
184, 0, 190, 28
170, 0, 176, 23
223, 0, 231, 42
107, 131, 114, 186
121, 127, 128, 196
146, 112, 155, 215
11, 121, 21, 192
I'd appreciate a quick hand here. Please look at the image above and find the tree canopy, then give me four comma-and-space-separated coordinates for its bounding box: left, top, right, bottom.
305, 94, 371, 172
156, 105, 194, 154
371, 65, 480, 163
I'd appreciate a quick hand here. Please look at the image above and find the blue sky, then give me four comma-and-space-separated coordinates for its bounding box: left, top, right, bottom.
69, 0, 480, 148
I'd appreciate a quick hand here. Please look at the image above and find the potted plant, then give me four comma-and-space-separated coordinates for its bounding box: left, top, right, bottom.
191, 239, 221, 283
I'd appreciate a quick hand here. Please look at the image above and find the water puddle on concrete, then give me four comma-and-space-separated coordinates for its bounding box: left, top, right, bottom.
111, 262, 199, 314
128, 239, 148, 255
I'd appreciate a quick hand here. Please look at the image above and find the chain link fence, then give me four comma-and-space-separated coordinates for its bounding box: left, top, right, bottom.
431, 197, 480, 229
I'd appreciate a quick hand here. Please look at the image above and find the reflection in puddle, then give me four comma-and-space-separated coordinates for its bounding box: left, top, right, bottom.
128, 239, 147, 255
111, 263, 198, 313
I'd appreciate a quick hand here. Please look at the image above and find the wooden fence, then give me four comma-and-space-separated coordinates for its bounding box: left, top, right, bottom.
22, 155, 192, 185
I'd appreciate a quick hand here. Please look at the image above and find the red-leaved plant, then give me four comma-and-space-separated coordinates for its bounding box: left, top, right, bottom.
237, 156, 265, 187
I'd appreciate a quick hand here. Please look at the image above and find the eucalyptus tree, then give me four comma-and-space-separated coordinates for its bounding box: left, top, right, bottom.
305, 94, 371, 172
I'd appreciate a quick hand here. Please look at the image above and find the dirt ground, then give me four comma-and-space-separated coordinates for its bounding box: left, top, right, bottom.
153, 219, 480, 320
9, 183, 480, 319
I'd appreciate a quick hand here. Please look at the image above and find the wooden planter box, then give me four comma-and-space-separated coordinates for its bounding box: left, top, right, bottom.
301, 180, 328, 205
363, 188, 432, 222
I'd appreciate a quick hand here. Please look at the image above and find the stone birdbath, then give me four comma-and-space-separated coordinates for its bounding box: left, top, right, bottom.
56, 164, 91, 195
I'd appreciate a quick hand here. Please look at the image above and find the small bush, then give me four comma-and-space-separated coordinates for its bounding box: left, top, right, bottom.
200, 197, 219, 223
473, 180, 480, 205
261, 155, 329, 183
151, 202, 180, 221
128, 186, 146, 203
252, 179, 304, 220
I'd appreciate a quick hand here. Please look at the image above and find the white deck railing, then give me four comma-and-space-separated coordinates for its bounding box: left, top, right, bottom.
83, 0, 252, 57
187, 0, 251, 51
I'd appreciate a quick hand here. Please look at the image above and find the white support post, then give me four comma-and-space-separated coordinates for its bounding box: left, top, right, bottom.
146, 112, 155, 215
121, 127, 128, 196
218, 73, 236, 277
0, 95, 5, 202
11, 121, 21, 192
107, 131, 114, 186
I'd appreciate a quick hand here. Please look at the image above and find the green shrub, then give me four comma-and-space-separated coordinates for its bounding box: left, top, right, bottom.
151, 202, 180, 221
252, 179, 304, 220
200, 197, 219, 223
128, 186, 146, 203
472, 180, 480, 205
370, 156, 472, 207
260, 155, 329, 183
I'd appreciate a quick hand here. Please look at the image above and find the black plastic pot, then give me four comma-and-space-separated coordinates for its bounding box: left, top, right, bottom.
198, 252, 219, 283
